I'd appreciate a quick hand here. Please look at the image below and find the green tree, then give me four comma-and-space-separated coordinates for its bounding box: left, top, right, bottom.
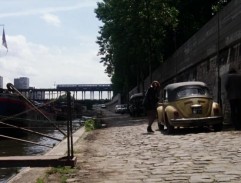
95, 0, 178, 97
162, 0, 231, 58
95, 0, 230, 99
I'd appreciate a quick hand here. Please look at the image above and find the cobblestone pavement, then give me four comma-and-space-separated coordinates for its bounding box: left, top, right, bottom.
60, 112, 241, 183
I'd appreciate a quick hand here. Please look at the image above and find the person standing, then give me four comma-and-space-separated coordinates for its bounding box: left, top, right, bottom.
143, 80, 160, 133
225, 68, 241, 130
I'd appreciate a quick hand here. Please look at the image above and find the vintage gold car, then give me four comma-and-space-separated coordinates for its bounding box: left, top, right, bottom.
157, 81, 223, 134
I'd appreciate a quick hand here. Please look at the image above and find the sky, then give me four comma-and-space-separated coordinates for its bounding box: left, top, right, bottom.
0, 0, 111, 89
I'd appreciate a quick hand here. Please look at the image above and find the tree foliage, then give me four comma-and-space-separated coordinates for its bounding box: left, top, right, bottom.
95, 0, 230, 98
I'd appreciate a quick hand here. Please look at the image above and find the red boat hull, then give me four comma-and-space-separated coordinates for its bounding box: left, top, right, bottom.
0, 93, 28, 135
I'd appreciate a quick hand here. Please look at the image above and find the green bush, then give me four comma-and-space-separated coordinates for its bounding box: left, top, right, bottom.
84, 118, 101, 131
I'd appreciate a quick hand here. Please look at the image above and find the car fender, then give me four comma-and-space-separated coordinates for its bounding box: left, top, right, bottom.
211, 102, 222, 116
165, 106, 177, 122
157, 106, 164, 123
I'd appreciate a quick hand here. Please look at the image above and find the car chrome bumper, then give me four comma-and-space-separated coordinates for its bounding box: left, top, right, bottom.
170, 116, 223, 127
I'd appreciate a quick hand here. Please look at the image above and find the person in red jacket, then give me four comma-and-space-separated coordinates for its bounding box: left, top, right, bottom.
143, 80, 160, 133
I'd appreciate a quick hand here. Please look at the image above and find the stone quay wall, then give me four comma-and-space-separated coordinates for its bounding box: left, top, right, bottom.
129, 0, 241, 120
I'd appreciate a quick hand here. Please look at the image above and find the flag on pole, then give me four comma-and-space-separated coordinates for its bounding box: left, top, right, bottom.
2, 28, 8, 50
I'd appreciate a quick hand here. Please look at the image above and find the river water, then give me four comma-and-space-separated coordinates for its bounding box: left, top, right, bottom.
0, 119, 83, 183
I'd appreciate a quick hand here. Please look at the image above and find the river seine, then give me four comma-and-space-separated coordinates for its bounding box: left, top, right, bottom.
0, 119, 82, 183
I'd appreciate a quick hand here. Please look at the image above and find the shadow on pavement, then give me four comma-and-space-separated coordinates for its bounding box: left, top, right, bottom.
104, 116, 147, 128
157, 124, 235, 136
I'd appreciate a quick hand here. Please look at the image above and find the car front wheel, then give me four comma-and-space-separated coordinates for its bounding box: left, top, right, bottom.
165, 114, 174, 134
213, 123, 223, 132
158, 123, 164, 131
166, 123, 174, 134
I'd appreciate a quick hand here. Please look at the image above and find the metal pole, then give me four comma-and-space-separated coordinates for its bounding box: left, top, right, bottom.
70, 94, 74, 158
146, 0, 152, 83
217, 10, 222, 109
66, 92, 71, 160
6, 83, 67, 136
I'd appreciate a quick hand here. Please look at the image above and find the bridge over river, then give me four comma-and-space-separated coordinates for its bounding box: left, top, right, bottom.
18, 84, 113, 101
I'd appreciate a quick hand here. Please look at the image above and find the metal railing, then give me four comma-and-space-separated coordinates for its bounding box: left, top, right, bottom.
0, 84, 76, 167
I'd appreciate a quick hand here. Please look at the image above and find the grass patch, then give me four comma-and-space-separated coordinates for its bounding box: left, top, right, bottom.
84, 118, 101, 131
36, 178, 45, 183
46, 166, 75, 175
39, 166, 77, 183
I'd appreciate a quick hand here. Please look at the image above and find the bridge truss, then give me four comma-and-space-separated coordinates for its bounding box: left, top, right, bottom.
18, 84, 113, 101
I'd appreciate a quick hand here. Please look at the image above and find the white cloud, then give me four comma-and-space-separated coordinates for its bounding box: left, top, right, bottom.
0, 2, 98, 18
0, 35, 110, 88
0, 1, 110, 89
41, 13, 61, 27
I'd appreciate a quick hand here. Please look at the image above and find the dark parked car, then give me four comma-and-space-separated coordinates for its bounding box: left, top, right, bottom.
157, 81, 223, 134
129, 93, 145, 117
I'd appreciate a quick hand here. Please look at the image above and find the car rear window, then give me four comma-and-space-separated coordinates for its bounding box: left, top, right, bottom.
177, 87, 208, 98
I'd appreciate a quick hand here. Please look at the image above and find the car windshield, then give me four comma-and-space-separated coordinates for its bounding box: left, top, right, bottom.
176, 87, 208, 98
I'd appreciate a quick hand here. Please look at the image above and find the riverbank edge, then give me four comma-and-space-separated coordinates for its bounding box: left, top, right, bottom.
7, 127, 85, 183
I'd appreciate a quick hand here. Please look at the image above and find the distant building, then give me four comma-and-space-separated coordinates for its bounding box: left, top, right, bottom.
0, 76, 3, 89
14, 77, 29, 89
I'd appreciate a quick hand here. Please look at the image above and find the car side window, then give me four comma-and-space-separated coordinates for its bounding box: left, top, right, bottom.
164, 90, 168, 101
177, 89, 187, 98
